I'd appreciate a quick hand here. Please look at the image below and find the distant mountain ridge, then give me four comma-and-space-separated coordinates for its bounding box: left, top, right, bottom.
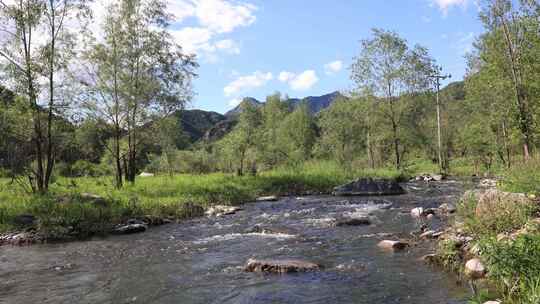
224, 91, 347, 118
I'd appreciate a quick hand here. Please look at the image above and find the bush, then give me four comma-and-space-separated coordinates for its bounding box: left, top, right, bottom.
457, 191, 537, 237
59, 160, 108, 177
478, 235, 540, 302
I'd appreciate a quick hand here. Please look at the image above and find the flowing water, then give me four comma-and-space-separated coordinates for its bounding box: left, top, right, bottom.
0, 181, 472, 304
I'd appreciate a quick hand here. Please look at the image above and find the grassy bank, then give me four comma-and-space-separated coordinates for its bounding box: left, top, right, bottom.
0, 161, 406, 238
434, 162, 540, 304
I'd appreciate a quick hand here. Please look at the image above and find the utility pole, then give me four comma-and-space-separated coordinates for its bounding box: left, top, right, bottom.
429, 70, 451, 174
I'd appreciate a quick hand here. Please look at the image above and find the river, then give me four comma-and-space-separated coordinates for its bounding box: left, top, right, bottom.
0, 180, 471, 304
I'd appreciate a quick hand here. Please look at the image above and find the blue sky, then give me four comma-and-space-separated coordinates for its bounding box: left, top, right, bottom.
168, 0, 484, 114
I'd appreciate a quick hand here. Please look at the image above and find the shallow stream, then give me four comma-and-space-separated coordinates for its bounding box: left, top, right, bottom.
0, 180, 471, 304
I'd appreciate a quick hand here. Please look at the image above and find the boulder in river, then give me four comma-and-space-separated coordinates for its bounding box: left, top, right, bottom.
333, 178, 405, 196
411, 207, 436, 218
245, 258, 320, 274
113, 223, 147, 234
335, 218, 371, 227
205, 205, 243, 217
377, 240, 409, 251
256, 195, 279, 202
438, 203, 457, 214
464, 258, 486, 279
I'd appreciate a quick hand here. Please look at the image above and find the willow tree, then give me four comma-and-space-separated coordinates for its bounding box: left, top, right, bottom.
0, 0, 90, 193
351, 28, 435, 169
81, 0, 197, 187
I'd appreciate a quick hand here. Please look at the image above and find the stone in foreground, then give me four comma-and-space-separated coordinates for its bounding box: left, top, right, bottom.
256, 196, 279, 202
465, 258, 486, 279
333, 178, 405, 196
377, 240, 409, 251
245, 258, 320, 274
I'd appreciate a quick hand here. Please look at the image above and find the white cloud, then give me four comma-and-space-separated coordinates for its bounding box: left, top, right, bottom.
195, 0, 257, 34
168, 0, 257, 61
224, 71, 273, 97
430, 0, 472, 14
278, 70, 319, 91
324, 60, 343, 75
278, 71, 296, 82
228, 97, 243, 107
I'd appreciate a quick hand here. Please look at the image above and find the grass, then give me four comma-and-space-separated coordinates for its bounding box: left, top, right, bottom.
439, 166, 540, 304
0, 160, 406, 237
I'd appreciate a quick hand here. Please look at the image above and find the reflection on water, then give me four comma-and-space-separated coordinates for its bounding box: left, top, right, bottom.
0, 181, 471, 304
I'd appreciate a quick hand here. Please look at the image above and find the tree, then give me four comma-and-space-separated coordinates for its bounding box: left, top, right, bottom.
280, 102, 317, 165
316, 96, 367, 167
259, 93, 289, 169
80, 0, 197, 187
351, 28, 435, 169
479, 0, 540, 159
0, 0, 90, 192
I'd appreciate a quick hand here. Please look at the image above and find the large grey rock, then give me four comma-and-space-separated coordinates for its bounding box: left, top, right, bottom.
377, 240, 409, 251
245, 258, 320, 274
333, 178, 405, 196
113, 223, 147, 234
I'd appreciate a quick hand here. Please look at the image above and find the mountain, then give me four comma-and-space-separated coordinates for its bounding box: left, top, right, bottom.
224, 91, 347, 118
224, 97, 263, 119
173, 109, 227, 142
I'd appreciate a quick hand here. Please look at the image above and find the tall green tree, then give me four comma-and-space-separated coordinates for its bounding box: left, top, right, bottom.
0, 0, 90, 192
351, 28, 435, 169
478, 0, 540, 159
81, 0, 197, 187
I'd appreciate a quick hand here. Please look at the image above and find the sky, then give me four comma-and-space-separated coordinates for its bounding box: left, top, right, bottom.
1, 0, 484, 114
166, 0, 485, 114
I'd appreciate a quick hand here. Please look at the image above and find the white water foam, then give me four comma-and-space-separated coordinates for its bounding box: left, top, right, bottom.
192, 232, 296, 245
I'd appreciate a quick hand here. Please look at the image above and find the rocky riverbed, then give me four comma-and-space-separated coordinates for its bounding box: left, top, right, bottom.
0, 180, 471, 304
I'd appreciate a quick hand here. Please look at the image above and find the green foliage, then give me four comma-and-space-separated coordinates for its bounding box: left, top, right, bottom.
478, 235, 540, 302
500, 159, 540, 194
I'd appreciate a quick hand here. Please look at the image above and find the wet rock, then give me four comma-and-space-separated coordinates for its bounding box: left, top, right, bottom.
245, 225, 297, 235
438, 203, 457, 214
0, 231, 41, 246
113, 223, 147, 234
415, 173, 445, 182
335, 217, 371, 227
12, 214, 37, 227
205, 205, 243, 217
139, 172, 154, 177
420, 230, 437, 239
140, 215, 171, 226
465, 258, 486, 279
245, 258, 320, 274
377, 240, 409, 251
411, 207, 436, 218
256, 196, 279, 202
333, 178, 405, 196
